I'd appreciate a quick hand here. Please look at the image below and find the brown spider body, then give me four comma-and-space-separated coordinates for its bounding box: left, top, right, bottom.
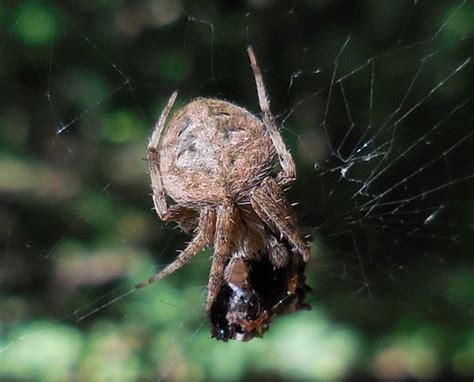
160, 99, 274, 205
137, 47, 311, 341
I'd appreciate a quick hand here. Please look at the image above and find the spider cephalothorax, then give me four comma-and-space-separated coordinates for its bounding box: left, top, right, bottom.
136, 47, 311, 341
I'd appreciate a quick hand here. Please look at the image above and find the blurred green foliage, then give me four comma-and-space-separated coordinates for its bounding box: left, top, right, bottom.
13, 1, 63, 46
0, 0, 473, 380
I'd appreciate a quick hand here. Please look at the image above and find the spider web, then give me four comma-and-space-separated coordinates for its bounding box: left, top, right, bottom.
1, 1, 473, 380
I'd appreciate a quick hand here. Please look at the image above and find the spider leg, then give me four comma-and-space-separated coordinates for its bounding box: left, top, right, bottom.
148, 91, 180, 219
266, 234, 290, 268
250, 177, 310, 262
135, 208, 216, 289
247, 46, 296, 187
148, 92, 199, 230
206, 204, 237, 314
162, 205, 199, 234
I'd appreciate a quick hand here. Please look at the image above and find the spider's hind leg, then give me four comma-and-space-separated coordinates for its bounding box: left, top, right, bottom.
247, 47, 296, 187
147, 92, 199, 233
148, 91, 180, 220
250, 177, 310, 262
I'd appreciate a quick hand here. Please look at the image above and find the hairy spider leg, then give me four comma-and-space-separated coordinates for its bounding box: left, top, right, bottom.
250, 177, 310, 262
206, 205, 237, 314
266, 234, 290, 268
247, 46, 296, 187
135, 208, 216, 289
148, 91, 177, 218
148, 91, 198, 230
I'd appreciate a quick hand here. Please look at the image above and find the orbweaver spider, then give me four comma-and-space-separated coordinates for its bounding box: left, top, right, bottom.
137, 47, 311, 341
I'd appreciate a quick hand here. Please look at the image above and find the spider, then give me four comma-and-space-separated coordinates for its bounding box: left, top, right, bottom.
136, 47, 311, 340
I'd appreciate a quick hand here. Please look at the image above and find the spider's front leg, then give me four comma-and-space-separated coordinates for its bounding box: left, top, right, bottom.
250, 177, 310, 262
206, 204, 238, 314
136, 208, 216, 289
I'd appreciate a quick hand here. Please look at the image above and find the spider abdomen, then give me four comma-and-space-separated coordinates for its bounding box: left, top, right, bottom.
160, 98, 274, 205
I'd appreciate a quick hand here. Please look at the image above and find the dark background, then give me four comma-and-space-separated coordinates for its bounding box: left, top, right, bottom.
1, 0, 473, 380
